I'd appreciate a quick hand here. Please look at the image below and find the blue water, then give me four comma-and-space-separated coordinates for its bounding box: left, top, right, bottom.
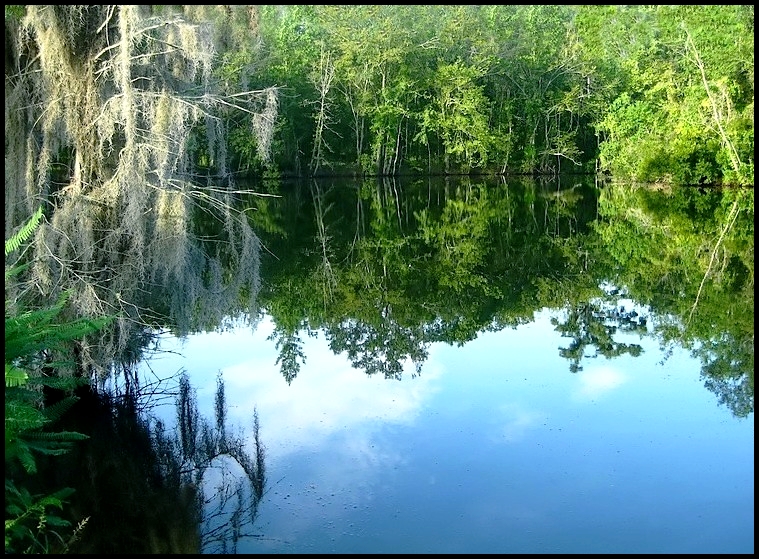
140, 308, 754, 554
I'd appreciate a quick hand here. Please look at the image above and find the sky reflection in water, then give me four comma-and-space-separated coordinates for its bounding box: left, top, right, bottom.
141, 308, 754, 554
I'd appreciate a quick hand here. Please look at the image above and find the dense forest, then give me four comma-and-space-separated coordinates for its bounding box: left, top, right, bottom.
244, 5, 754, 185
4, 4, 755, 198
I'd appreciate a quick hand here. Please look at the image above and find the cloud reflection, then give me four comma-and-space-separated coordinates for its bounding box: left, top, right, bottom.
496, 403, 547, 442
572, 365, 627, 402
200, 317, 444, 463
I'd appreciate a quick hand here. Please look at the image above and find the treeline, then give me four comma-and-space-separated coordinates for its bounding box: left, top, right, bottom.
4, 5, 754, 185
222, 5, 753, 185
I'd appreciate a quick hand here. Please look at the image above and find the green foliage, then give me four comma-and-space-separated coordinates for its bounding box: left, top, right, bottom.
242, 5, 753, 182
419, 61, 494, 171
5, 291, 112, 371
5, 206, 44, 258
551, 302, 645, 374
591, 183, 754, 416
257, 176, 594, 380
10, 6, 750, 182
4, 5, 25, 20
5, 325, 95, 553
269, 328, 307, 384
5, 482, 77, 554
5, 212, 111, 554
591, 6, 754, 185
251, 174, 752, 417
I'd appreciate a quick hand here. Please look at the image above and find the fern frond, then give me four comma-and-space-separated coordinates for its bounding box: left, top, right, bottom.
5, 479, 33, 509
5, 399, 50, 438
13, 435, 84, 466
5, 206, 43, 256
5, 303, 69, 362
5, 363, 29, 387
43, 514, 72, 528
5, 291, 112, 363
5, 385, 44, 405
25, 375, 90, 391
41, 396, 80, 423
40, 487, 76, 508
4, 260, 32, 281
22, 430, 89, 444
7, 441, 39, 473
7, 422, 88, 474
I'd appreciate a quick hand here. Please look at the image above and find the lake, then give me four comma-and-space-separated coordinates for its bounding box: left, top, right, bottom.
97, 175, 754, 553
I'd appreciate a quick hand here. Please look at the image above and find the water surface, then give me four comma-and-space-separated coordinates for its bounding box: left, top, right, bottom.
141, 308, 753, 553
121, 176, 753, 553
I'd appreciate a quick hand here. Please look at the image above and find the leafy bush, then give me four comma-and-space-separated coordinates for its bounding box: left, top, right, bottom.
5, 210, 112, 553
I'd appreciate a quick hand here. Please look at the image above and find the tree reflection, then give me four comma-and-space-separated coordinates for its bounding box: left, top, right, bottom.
268, 326, 308, 385
327, 318, 429, 380
551, 299, 646, 374
165, 370, 266, 554
591, 184, 754, 417
31, 368, 266, 553
254, 176, 752, 417
259, 176, 582, 381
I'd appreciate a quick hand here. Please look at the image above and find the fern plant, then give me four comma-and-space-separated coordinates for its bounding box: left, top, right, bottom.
5, 205, 43, 257
4, 482, 77, 554
5, 208, 112, 554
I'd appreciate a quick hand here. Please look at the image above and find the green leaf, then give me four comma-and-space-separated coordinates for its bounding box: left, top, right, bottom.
4, 364, 28, 388
5, 206, 43, 257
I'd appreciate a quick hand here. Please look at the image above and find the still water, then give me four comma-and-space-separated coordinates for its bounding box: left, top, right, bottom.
126, 176, 753, 554
142, 309, 752, 554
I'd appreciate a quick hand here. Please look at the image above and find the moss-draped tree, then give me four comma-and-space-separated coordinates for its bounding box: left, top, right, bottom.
5, 5, 279, 376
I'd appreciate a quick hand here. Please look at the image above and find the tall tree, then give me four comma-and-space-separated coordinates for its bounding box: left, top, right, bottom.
5, 5, 278, 375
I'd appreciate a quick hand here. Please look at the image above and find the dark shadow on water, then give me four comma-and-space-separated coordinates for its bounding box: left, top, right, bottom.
30, 369, 265, 554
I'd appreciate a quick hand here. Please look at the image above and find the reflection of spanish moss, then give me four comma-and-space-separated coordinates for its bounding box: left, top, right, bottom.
36, 383, 202, 553
70, 365, 269, 552
170, 371, 267, 553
